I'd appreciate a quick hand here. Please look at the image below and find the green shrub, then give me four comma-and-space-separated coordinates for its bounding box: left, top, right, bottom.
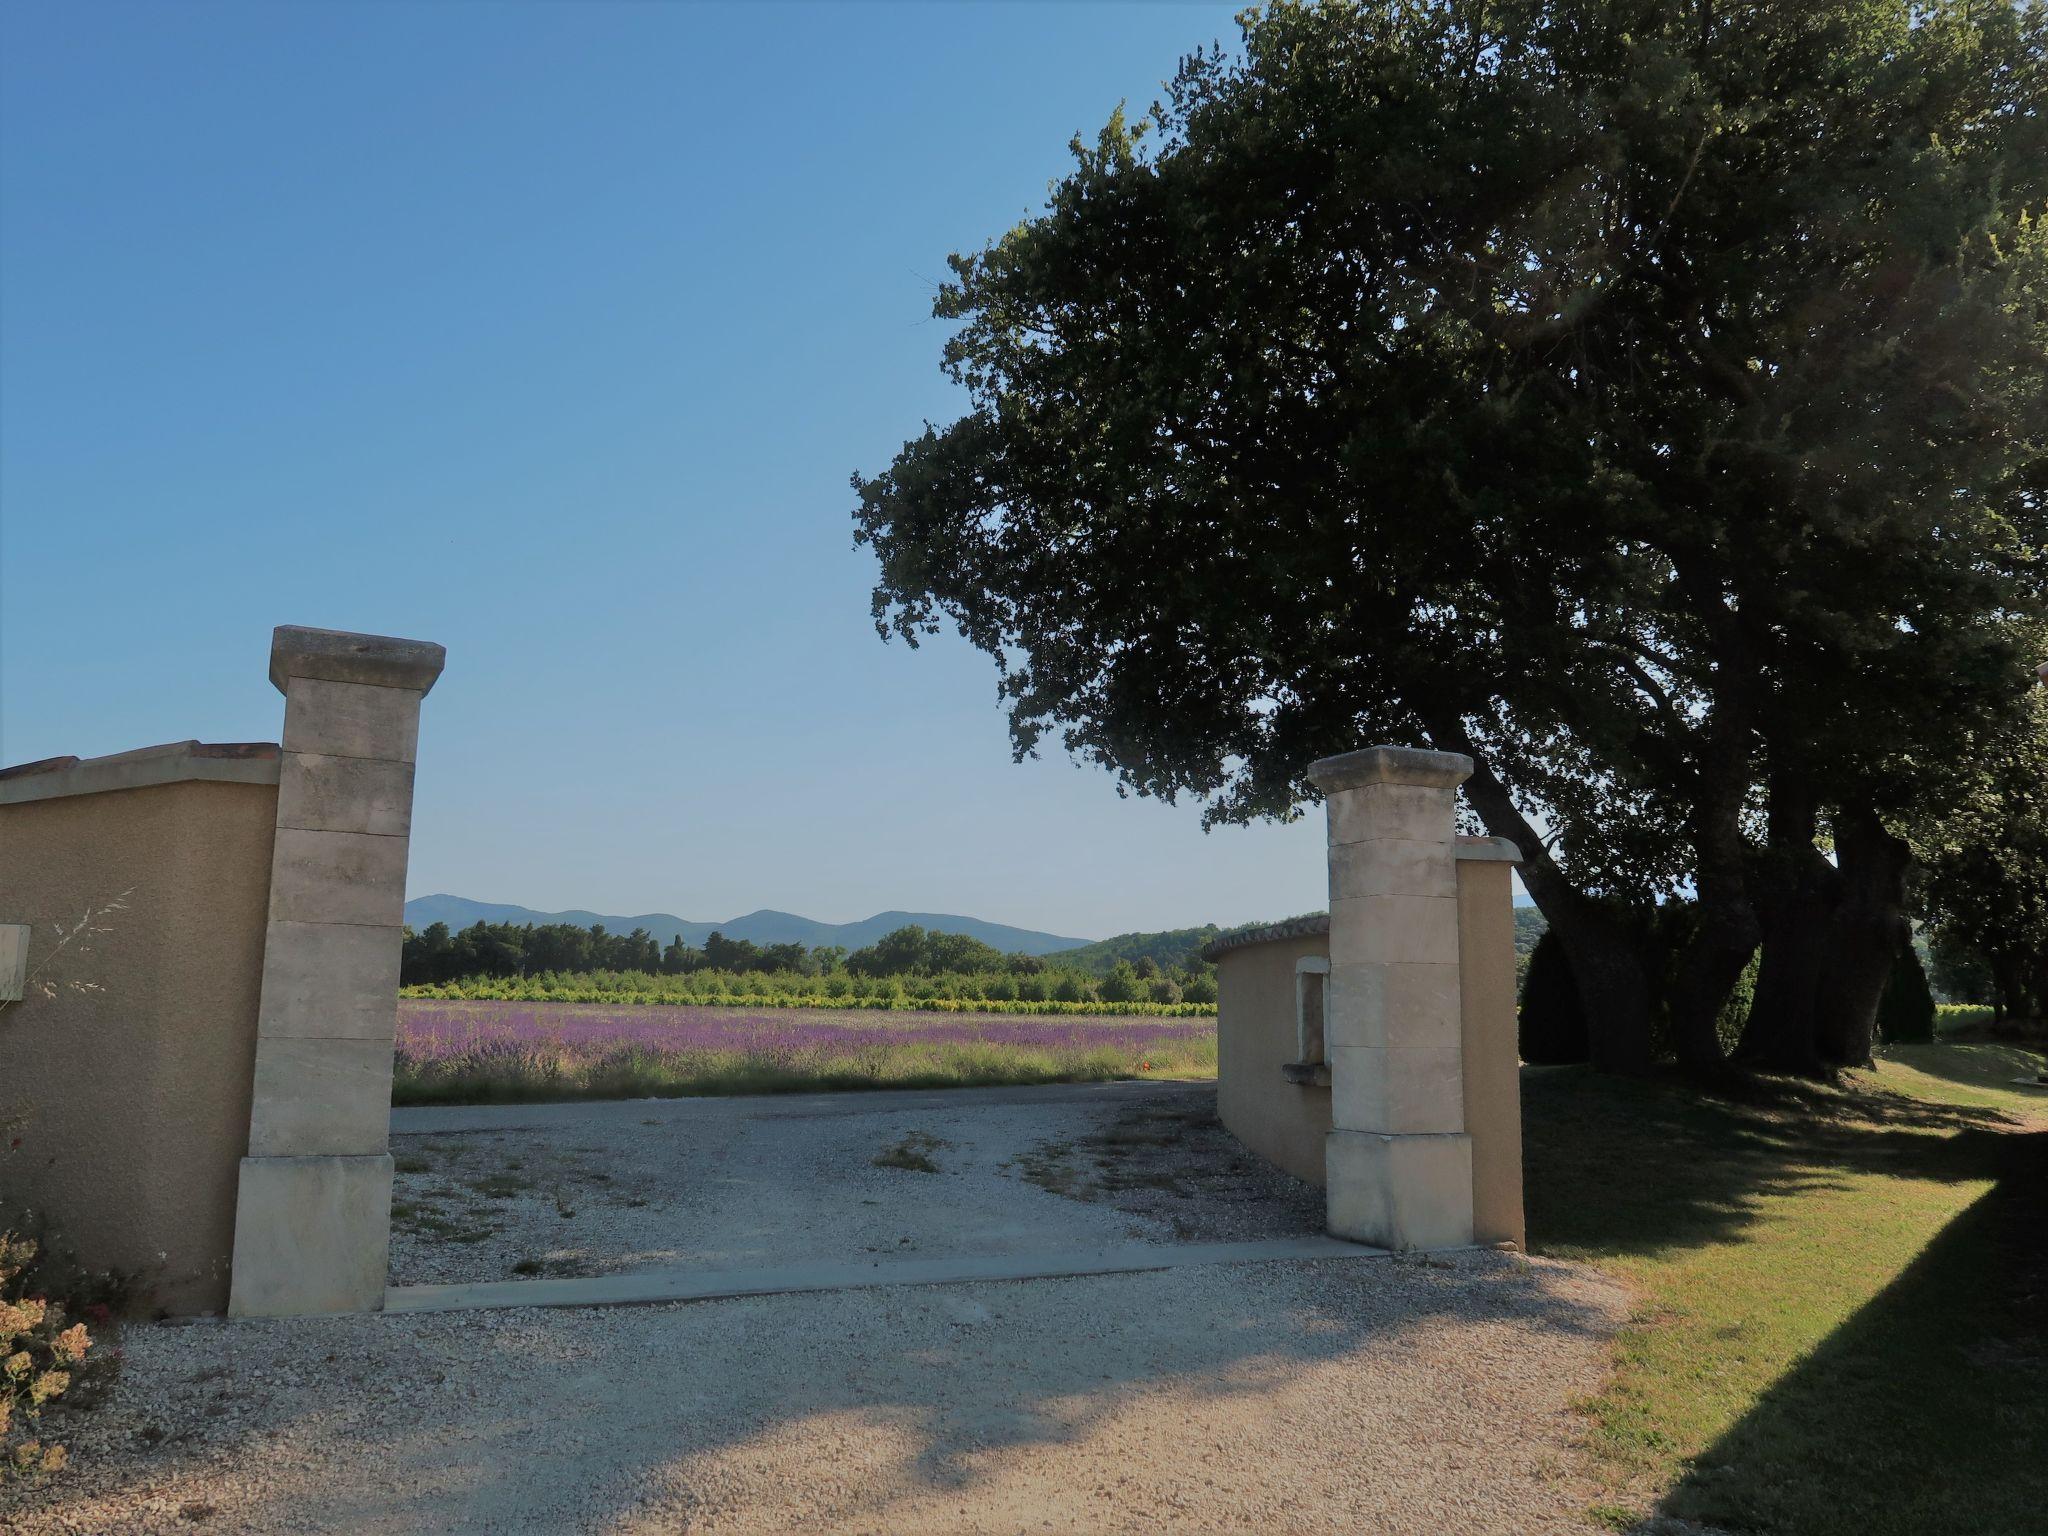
1146, 977, 1182, 1005
1716, 950, 1760, 1055
1051, 973, 1090, 1003
1877, 944, 1936, 1045
1519, 929, 1590, 1065
1182, 972, 1218, 1005
1099, 962, 1143, 1003
1936, 1002, 1996, 1031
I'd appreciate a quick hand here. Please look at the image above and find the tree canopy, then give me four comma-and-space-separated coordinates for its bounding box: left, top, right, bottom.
855, 0, 2048, 1071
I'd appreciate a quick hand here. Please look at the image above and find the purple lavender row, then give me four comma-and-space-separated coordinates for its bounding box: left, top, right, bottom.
396, 1000, 1213, 1064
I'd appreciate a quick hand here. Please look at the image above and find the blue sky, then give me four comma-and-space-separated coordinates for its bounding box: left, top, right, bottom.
0, 0, 1347, 940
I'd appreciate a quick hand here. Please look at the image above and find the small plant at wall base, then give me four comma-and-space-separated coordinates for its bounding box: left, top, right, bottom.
0, 1233, 92, 1480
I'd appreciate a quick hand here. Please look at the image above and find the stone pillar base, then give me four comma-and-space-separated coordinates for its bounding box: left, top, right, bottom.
1326, 1130, 1473, 1251
228, 1154, 392, 1317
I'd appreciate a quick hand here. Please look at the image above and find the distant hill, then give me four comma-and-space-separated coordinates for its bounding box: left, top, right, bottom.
406, 896, 1547, 972
1062, 904, 1548, 974
401, 895, 1094, 957
1055, 915, 1332, 975
1054, 925, 1230, 975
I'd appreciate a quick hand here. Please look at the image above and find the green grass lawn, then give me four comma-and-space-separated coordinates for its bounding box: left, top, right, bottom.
1523, 1043, 2048, 1535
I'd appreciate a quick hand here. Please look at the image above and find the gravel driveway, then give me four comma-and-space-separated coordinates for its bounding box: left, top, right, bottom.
8, 1082, 1630, 1532
11, 1252, 1626, 1534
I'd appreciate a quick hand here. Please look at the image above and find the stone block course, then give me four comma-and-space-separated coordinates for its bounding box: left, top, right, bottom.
269, 625, 446, 695
1327, 894, 1461, 967
247, 1035, 398, 1158
1327, 837, 1460, 900
255, 920, 402, 1041
266, 826, 411, 928
1323, 782, 1459, 847
1328, 1044, 1466, 1134
1325, 960, 1462, 1050
280, 677, 424, 763
276, 752, 415, 837
229, 1154, 394, 1317
1325, 1130, 1474, 1251
1306, 745, 1473, 794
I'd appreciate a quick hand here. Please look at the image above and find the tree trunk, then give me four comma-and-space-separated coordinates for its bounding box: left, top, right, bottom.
1668, 894, 1755, 1068
1666, 756, 1759, 1069
1431, 722, 1655, 1072
1537, 893, 1657, 1074
2017, 945, 2048, 1023
1814, 808, 1912, 1068
1736, 778, 1835, 1074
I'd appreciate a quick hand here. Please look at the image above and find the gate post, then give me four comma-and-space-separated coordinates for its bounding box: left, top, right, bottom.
1309, 745, 1476, 1251
229, 626, 444, 1316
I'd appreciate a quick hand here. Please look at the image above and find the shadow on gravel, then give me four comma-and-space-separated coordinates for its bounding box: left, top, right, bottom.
26, 1219, 1620, 1531
16, 1079, 1664, 1531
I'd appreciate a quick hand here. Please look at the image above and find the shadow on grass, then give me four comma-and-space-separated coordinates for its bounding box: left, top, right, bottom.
1522, 1064, 2019, 1266
1523, 1064, 2046, 1535
1665, 1124, 2048, 1535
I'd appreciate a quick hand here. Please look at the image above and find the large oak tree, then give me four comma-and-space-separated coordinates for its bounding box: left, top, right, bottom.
855, 0, 2048, 1071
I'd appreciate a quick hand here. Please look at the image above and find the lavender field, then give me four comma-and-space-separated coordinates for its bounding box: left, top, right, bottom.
394, 1000, 1219, 1104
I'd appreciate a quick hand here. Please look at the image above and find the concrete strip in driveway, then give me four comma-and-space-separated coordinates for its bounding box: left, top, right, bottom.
384, 1233, 1390, 1314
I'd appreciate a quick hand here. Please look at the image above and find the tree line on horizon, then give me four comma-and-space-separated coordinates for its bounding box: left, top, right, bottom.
400, 918, 1221, 1005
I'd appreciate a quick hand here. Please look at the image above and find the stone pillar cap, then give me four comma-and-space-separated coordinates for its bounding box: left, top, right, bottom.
1308, 744, 1473, 792
270, 626, 446, 697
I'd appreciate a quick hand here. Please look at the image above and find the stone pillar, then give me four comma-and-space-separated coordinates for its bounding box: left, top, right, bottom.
229, 626, 444, 1317
1309, 745, 1475, 1251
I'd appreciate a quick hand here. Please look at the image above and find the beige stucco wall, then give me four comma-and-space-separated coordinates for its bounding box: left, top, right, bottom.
1215, 934, 1332, 1185
1457, 859, 1525, 1249
0, 778, 276, 1314
1212, 858, 1526, 1248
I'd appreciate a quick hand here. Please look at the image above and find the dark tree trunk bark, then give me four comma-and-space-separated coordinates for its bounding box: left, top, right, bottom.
1666, 744, 1759, 1069
1536, 892, 1657, 1074
1668, 892, 1755, 1068
1814, 809, 1913, 1068
2015, 944, 2048, 1023
1429, 720, 1655, 1073
1737, 777, 1835, 1074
